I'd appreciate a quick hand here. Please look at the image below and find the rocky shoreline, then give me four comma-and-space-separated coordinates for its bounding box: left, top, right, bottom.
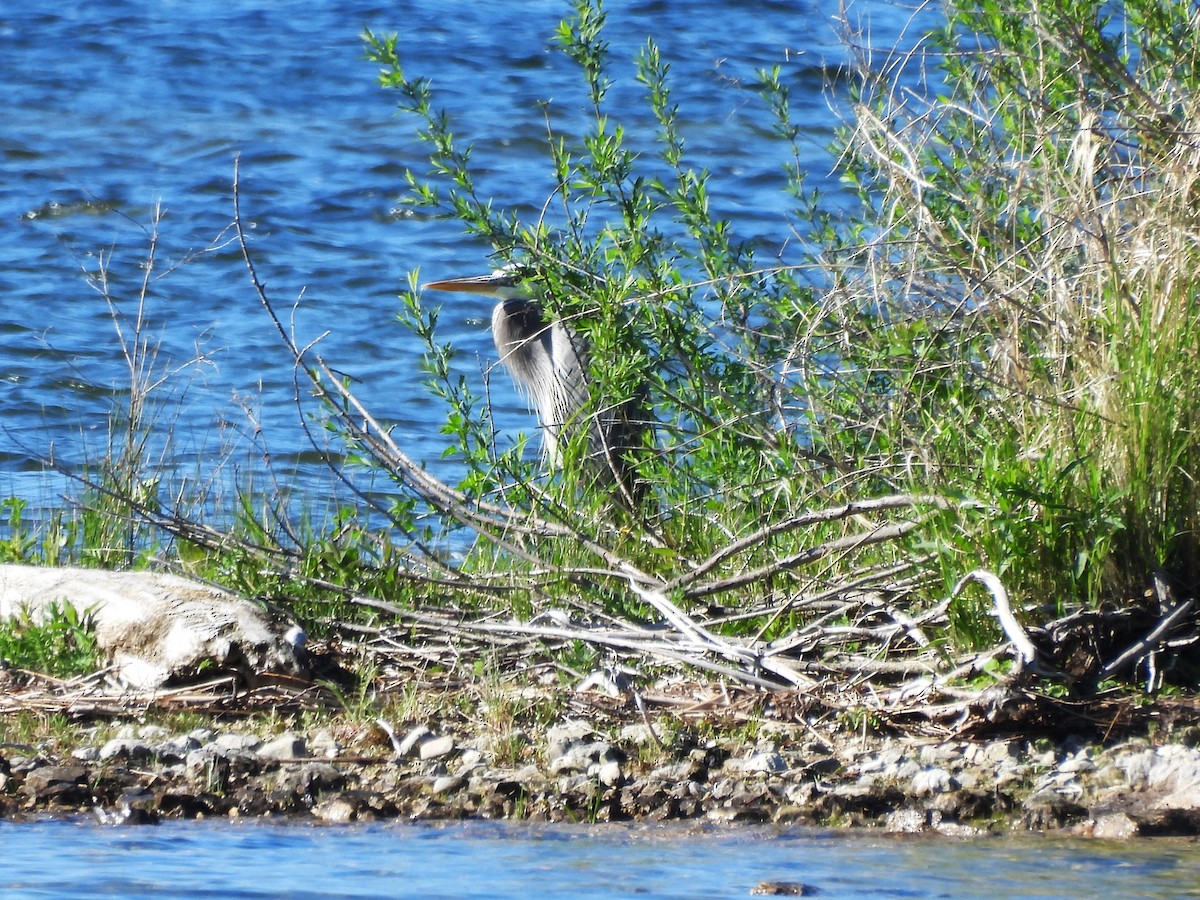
5, 703, 1200, 837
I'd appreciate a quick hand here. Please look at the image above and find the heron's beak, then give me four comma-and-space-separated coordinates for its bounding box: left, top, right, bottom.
423, 272, 520, 295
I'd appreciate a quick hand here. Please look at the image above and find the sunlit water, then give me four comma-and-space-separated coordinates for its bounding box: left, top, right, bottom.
2, 820, 1199, 899
1, 0, 940, 524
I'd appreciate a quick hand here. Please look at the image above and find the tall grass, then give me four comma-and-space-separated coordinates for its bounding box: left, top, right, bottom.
841, 0, 1200, 611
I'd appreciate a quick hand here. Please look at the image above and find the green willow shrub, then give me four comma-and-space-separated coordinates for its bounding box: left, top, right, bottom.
361, 1, 920, 624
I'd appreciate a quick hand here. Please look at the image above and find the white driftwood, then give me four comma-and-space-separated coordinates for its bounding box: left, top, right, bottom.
0, 565, 304, 689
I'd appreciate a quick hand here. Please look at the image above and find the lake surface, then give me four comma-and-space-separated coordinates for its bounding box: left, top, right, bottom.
2, 819, 1199, 899
1, 0, 940, 523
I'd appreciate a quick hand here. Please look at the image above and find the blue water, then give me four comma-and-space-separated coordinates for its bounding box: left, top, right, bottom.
0, 0, 940, 521
1, 820, 1199, 899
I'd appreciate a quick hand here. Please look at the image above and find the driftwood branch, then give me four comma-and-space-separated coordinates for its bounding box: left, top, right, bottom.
952, 570, 1040, 673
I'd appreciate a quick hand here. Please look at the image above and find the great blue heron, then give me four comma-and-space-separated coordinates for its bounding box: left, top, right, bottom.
423, 268, 647, 505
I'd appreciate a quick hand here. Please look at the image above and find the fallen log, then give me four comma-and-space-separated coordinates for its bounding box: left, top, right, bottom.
0, 565, 305, 689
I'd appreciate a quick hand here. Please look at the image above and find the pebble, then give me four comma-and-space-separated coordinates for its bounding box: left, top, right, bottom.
598, 760, 622, 787
911, 767, 955, 796
258, 733, 308, 761
418, 736, 455, 761
742, 752, 787, 774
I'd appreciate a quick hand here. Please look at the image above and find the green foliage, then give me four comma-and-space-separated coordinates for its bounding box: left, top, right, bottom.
0, 603, 100, 678
840, 0, 1200, 610
361, 6, 907, 632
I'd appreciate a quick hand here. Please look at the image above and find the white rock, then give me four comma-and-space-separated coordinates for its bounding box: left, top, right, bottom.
598, 760, 622, 787
1090, 813, 1140, 839
1114, 745, 1200, 808
742, 752, 787, 774
419, 735, 455, 760
456, 749, 483, 773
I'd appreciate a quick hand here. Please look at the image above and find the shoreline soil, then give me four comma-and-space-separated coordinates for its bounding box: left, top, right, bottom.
4, 672, 1200, 838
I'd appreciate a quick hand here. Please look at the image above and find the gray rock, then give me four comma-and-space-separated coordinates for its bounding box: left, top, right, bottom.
278, 762, 345, 796
214, 732, 261, 753
1060, 752, 1097, 774
510, 764, 545, 785
98, 738, 153, 762
649, 760, 703, 784
310, 730, 340, 759
159, 735, 203, 761
618, 723, 658, 745
258, 733, 308, 761
549, 740, 613, 774
743, 752, 787, 774
546, 720, 595, 760
911, 767, 956, 796
456, 749, 483, 773
22, 764, 85, 790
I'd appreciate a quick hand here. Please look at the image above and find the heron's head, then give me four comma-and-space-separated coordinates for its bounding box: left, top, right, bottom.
423, 265, 530, 300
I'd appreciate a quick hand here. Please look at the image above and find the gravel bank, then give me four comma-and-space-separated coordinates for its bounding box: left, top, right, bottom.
5, 708, 1200, 836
